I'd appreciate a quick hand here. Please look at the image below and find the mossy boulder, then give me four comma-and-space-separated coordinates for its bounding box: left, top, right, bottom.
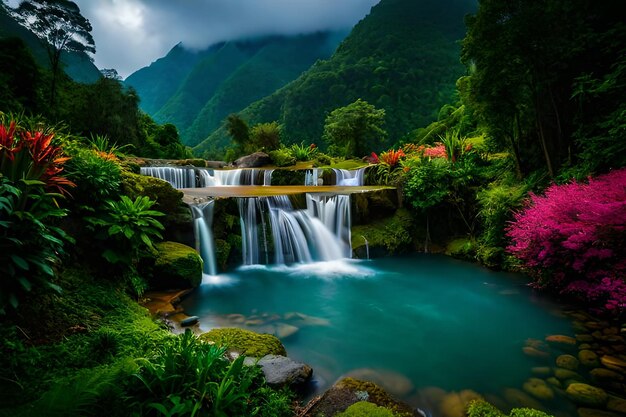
303, 377, 419, 417
121, 170, 184, 216
446, 237, 477, 260
200, 328, 286, 357
556, 354, 580, 370
173, 158, 206, 167
336, 401, 395, 417
151, 241, 203, 289
352, 208, 414, 258
214, 239, 231, 271
352, 188, 399, 223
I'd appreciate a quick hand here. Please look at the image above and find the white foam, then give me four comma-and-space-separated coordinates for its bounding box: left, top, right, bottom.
200, 273, 239, 287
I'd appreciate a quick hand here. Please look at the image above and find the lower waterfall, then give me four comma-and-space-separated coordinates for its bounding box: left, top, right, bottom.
190, 200, 217, 276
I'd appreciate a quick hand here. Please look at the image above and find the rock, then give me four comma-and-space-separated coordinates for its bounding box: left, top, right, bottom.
152, 241, 203, 289
546, 377, 562, 388
577, 334, 595, 343
283, 312, 330, 327
565, 383, 608, 407
579, 350, 600, 368
606, 335, 625, 344
604, 327, 620, 335
256, 354, 312, 388
531, 367, 552, 376
439, 390, 483, 417
600, 355, 626, 371
579, 343, 592, 350
526, 338, 547, 349
206, 160, 227, 169
351, 208, 414, 257
226, 313, 246, 324
200, 327, 286, 357
546, 334, 577, 346
335, 402, 395, 417
180, 316, 199, 327
274, 323, 299, 339
607, 395, 626, 414
578, 408, 622, 417
302, 378, 420, 417
503, 388, 544, 410
523, 346, 550, 359
590, 368, 624, 382
522, 378, 555, 400
343, 368, 414, 397
244, 319, 264, 326
233, 152, 272, 168
556, 354, 580, 370
555, 368, 584, 381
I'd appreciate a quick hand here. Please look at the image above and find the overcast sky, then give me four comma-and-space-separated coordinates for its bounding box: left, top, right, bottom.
55, 0, 380, 79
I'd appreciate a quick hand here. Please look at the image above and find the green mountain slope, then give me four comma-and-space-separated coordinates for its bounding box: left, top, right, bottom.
194, 0, 476, 156
125, 32, 344, 146
124, 43, 205, 115
0, 6, 101, 84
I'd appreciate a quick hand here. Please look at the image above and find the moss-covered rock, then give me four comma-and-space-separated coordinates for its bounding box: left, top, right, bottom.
352, 188, 399, 223
446, 237, 477, 260
565, 383, 608, 407
121, 170, 184, 216
336, 378, 416, 416
214, 239, 231, 271
151, 241, 203, 289
200, 327, 286, 357
173, 158, 206, 167
336, 401, 395, 417
352, 208, 414, 257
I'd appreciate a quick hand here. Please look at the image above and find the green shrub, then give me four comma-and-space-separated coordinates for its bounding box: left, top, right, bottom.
336, 401, 395, 417
467, 400, 553, 417
269, 147, 296, 167
290, 142, 318, 161
65, 147, 122, 206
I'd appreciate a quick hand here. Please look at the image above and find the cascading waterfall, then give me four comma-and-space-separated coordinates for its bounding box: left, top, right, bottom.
140, 167, 196, 189
198, 169, 273, 186
304, 168, 320, 186
238, 194, 351, 265
190, 200, 217, 276
333, 167, 366, 186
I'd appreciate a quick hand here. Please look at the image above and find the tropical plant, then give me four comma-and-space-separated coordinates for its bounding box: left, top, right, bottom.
290, 142, 318, 161
507, 168, 626, 311
87, 134, 133, 159
65, 147, 122, 206
126, 330, 292, 417
86, 195, 164, 269
439, 129, 470, 162
0, 117, 74, 313
269, 147, 296, 167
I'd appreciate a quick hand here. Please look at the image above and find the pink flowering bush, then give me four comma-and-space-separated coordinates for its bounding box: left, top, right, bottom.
507, 168, 626, 311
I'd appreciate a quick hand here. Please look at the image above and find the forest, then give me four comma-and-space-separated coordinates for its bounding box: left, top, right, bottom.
1, 0, 625, 416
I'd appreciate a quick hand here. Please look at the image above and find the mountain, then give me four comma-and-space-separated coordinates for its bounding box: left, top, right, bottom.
125, 32, 346, 147
0, 5, 101, 84
194, 0, 477, 156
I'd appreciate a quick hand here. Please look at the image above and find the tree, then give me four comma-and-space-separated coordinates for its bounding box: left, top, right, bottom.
249, 122, 281, 152
225, 114, 250, 148
322, 99, 387, 157
13, 0, 95, 107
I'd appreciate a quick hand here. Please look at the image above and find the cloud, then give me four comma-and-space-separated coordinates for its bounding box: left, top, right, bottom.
74, 0, 380, 78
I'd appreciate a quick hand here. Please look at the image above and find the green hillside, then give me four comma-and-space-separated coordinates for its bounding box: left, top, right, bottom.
0, 5, 101, 84
124, 43, 204, 115
125, 32, 345, 147
195, 0, 476, 156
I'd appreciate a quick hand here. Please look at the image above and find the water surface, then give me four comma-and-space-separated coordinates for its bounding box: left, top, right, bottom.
182, 254, 573, 411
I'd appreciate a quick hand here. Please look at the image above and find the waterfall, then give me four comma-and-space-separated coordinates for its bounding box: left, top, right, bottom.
333, 167, 366, 186
198, 169, 273, 186
140, 167, 196, 189
190, 201, 217, 276
238, 194, 351, 265
304, 168, 320, 186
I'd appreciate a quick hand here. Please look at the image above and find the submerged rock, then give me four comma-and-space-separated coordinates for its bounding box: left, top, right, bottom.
438, 390, 483, 417
343, 368, 414, 397
577, 408, 622, 417
579, 350, 600, 368
565, 383, 608, 407
273, 323, 300, 339
503, 388, 544, 410
556, 354, 580, 370
546, 334, 577, 346
523, 377, 554, 400
600, 355, 626, 371
523, 346, 550, 359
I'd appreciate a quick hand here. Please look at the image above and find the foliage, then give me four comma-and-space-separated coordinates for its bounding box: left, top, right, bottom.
506, 168, 626, 311
0, 37, 42, 114
225, 114, 250, 148
126, 330, 293, 417
269, 147, 296, 167
0, 117, 74, 313
290, 142, 318, 161
371, 148, 406, 185
439, 129, 469, 162
249, 121, 281, 153
336, 401, 395, 417
85, 195, 164, 295
352, 208, 414, 255
403, 158, 452, 211
323, 99, 387, 157
65, 147, 122, 206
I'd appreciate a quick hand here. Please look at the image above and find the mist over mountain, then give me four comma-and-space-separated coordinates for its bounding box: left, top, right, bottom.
193, 0, 476, 156
125, 31, 346, 147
